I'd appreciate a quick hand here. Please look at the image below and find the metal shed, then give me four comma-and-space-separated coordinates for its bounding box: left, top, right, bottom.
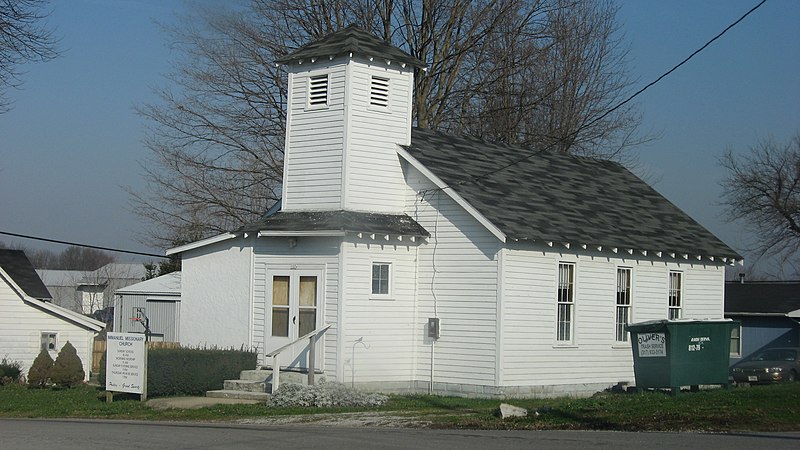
113, 272, 181, 342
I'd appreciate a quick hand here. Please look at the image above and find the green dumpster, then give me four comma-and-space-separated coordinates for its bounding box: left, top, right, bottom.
626, 319, 739, 394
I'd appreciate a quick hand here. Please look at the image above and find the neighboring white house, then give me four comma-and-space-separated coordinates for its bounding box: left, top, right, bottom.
113, 272, 181, 342
0, 250, 104, 380
168, 26, 742, 397
38, 263, 147, 315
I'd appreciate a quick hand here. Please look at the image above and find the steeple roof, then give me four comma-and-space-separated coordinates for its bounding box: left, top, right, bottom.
276, 25, 425, 68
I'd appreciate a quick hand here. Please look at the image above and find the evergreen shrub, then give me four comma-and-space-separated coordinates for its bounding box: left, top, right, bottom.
146, 346, 257, 397
50, 341, 85, 387
0, 358, 23, 385
28, 349, 54, 388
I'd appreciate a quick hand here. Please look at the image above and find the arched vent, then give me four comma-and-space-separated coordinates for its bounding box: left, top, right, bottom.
308, 74, 329, 107
370, 76, 390, 107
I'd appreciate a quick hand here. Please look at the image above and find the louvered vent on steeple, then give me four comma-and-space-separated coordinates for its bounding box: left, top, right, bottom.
370, 76, 389, 107
308, 74, 329, 107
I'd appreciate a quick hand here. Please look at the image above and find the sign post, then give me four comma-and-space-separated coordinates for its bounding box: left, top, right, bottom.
105, 332, 148, 402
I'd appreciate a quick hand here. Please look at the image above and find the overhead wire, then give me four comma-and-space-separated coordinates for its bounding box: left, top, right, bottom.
2, 1, 769, 256
0, 230, 167, 259
419, 0, 769, 197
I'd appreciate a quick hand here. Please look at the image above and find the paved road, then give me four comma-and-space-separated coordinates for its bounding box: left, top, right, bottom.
1, 419, 799, 449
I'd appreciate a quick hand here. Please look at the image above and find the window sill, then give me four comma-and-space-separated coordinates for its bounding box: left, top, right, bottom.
612, 343, 631, 349
369, 295, 394, 301
553, 343, 578, 349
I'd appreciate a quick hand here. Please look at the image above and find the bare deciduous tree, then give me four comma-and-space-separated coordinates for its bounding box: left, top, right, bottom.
0, 0, 58, 112
720, 134, 800, 264
133, 0, 643, 247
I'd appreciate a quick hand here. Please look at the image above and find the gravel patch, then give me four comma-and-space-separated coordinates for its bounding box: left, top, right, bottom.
238, 411, 433, 428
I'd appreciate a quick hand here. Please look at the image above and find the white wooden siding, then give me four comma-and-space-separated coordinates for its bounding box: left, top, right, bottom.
683, 264, 726, 318
0, 282, 96, 380
282, 62, 347, 211
405, 167, 501, 386
252, 236, 340, 379
344, 60, 413, 213
340, 239, 418, 383
501, 248, 728, 386
180, 238, 252, 349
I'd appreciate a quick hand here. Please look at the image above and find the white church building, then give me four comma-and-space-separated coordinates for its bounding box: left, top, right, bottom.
168, 26, 740, 397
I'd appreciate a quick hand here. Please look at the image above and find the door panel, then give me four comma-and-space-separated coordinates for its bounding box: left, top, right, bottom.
266, 271, 322, 369
271, 276, 290, 338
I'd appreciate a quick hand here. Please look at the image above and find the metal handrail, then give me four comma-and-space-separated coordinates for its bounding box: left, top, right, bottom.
266, 323, 332, 357
267, 323, 332, 393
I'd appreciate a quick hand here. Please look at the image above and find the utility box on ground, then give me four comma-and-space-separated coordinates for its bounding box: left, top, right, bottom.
626, 319, 739, 395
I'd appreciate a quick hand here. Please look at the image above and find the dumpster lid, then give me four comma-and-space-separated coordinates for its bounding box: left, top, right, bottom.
626, 318, 734, 332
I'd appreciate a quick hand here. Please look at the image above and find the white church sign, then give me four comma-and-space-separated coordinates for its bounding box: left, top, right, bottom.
105, 332, 147, 399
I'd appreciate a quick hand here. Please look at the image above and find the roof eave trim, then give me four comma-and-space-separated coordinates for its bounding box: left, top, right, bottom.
277, 54, 425, 70
397, 146, 507, 243
258, 230, 347, 237
166, 232, 238, 256
724, 312, 793, 317
0, 267, 104, 331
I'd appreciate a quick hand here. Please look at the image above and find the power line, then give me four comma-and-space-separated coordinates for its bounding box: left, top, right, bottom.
0, 230, 168, 259
427, 0, 769, 193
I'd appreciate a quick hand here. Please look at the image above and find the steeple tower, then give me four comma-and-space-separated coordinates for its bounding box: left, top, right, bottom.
276, 26, 425, 213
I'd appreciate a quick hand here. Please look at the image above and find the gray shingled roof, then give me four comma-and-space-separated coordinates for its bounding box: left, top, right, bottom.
241, 210, 429, 237
725, 282, 800, 315
276, 25, 425, 68
404, 128, 740, 260
0, 249, 52, 301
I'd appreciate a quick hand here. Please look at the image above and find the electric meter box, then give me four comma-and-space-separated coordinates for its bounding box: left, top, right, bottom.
427, 318, 440, 339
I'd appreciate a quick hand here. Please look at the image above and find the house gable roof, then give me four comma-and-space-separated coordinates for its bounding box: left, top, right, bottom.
276, 24, 425, 68
725, 281, 800, 315
0, 250, 52, 301
403, 128, 740, 261
0, 264, 104, 331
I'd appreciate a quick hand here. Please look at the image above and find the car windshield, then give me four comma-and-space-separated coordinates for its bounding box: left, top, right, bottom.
752, 349, 797, 361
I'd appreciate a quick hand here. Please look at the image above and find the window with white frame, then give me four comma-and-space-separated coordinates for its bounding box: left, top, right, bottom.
730, 324, 742, 357
371, 262, 391, 297
370, 75, 390, 108
668, 271, 682, 319
41, 332, 57, 352
556, 263, 575, 342
615, 268, 632, 342
307, 74, 329, 107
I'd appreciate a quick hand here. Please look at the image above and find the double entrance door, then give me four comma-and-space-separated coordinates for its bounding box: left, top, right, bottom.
267, 270, 322, 369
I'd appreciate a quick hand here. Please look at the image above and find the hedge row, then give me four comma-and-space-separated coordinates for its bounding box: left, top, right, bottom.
101, 346, 257, 397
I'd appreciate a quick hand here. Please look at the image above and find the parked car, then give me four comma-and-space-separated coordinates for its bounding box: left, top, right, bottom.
731, 347, 800, 384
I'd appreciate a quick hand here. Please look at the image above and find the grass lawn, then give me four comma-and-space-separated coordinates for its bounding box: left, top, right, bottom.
0, 382, 798, 431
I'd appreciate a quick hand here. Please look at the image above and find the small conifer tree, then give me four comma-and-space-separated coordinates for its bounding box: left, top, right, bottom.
28, 349, 54, 388
50, 341, 85, 387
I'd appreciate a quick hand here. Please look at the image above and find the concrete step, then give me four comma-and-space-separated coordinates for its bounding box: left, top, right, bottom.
223, 379, 266, 393
245, 369, 312, 385
206, 389, 270, 401
239, 369, 272, 381
267, 375, 328, 393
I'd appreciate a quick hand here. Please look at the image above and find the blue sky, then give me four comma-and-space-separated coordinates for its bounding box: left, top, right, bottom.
0, 0, 798, 271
